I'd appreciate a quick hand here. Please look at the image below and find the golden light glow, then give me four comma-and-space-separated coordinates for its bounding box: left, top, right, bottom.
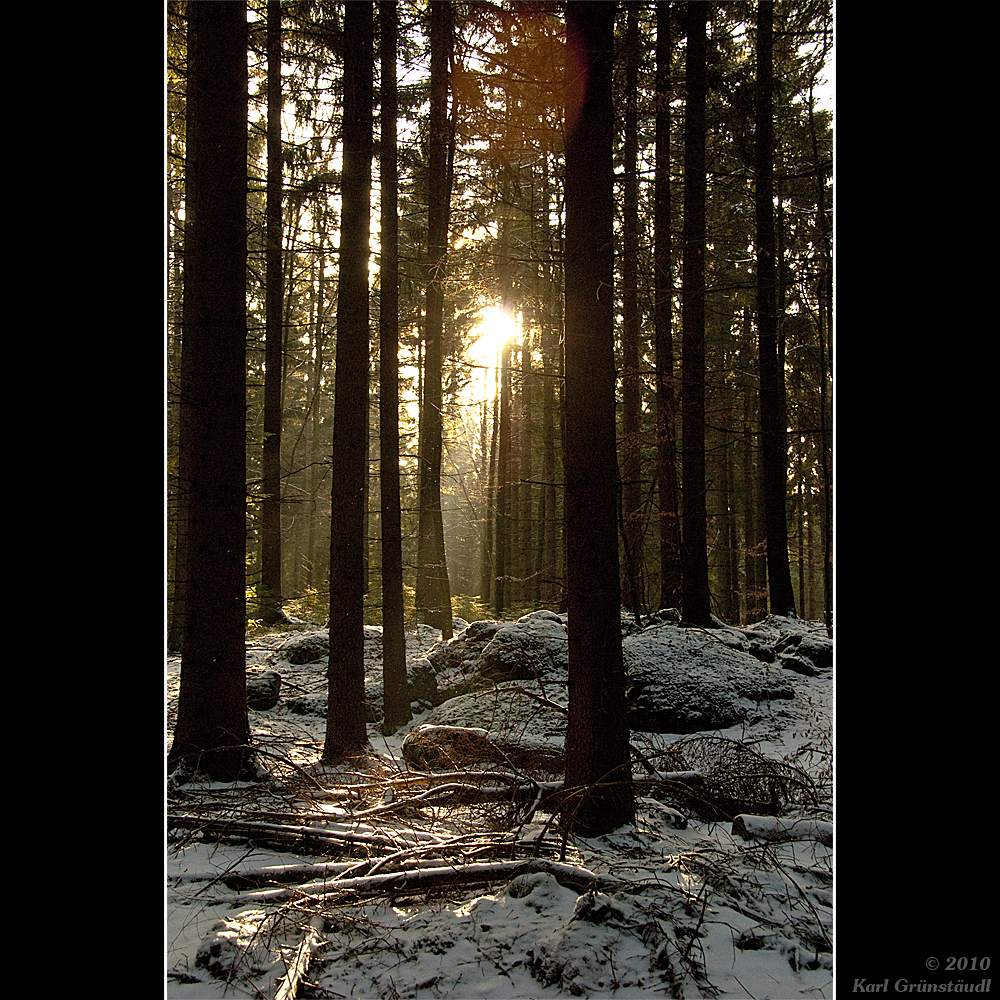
469, 304, 517, 372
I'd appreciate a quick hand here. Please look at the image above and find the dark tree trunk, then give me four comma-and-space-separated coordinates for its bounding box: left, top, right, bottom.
755, 1, 797, 618
620, 2, 644, 619
325, 1, 373, 761
742, 363, 768, 621
680, 0, 712, 627
260, 0, 285, 626
168, 0, 252, 781
415, 0, 454, 638
481, 369, 498, 604
654, 0, 682, 612
562, 2, 634, 838
378, 0, 411, 735
520, 328, 535, 604
807, 79, 833, 636
494, 339, 512, 618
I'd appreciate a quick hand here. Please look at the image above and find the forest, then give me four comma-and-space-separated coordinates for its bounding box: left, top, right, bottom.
166, 2, 834, 996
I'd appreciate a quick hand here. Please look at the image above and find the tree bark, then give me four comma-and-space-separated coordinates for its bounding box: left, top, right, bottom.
379, 0, 412, 735
168, 0, 252, 781
325, 1, 373, 760
620, 2, 644, 619
494, 339, 512, 617
654, 1, 682, 613
415, 1, 455, 639
260, 0, 285, 626
680, 1, 712, 627
755, 0, 797, 618
562, 1, 634, 838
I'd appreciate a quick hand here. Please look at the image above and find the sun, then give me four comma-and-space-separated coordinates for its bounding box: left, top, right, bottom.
469, 304, 517, 371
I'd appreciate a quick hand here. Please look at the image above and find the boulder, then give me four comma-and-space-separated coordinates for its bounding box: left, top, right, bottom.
401, 725, 498, 770
280, 630, 330, 665
479, 611, 568, 682
775, 631, 833, 672
408, 620, 507, 705
405, 686, 567, 773
246, 669, 281, 711
409, 613, 799, 740
418, 685, 567, 742
280, 693, 379, 723
622, 626, 794, 734
274, 626, 384, 665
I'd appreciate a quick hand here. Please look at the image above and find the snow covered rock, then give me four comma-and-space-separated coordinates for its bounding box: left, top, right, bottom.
245, 668, 281, 710
410, 619, 507, 705
775, 631, 833, 675
409, 611, 569, 704
731, 813, 833, 846
401, 724, 498, 769
411, 614, 799, 741
525, 879, 675, 995
622, 626, 795, 733
279, 629, 330, 664
274, 626, 384, 665
417, 684, 566, 739
406, 688, 566, 772
480, 610, 569, 681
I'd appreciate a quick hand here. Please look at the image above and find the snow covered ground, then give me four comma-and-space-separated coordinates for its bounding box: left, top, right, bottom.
167, 614, 833, 999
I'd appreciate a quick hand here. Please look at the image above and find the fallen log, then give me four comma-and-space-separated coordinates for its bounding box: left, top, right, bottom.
731, 814, 833, 847
211, 857, 618, 906
274, 914, 325, 1000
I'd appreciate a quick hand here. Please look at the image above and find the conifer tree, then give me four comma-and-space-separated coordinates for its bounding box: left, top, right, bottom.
325, 0, 373, 761
755, 0, 797, 618
562, 1, 634, 837
680, 0, 712, 627
415, 0, 455, 638
379, 0, 412, 734
169, 0, 253, 781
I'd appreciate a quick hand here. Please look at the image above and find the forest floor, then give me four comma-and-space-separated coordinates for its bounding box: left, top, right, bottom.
166, 613, 833, 999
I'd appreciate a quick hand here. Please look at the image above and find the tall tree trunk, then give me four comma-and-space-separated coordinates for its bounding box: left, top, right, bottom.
520, 326, 534, 604
494, 339, 512, 617
680, 0, 712, 627
654, 1, 682, 612
260, 0, 286, 626
415, 0, 454, 638
481, 367, 498, 604
325, 1, 373, 761
755, 0, 796, 617
378, 0, 411, 735
168, 0, 252, 781
620, 2, 644, 620
808, 79, 833, 637
742, 362, 767, 621
562, 2, 634, 838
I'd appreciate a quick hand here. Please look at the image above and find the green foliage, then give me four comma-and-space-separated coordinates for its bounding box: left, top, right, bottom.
449, 593, 493, 624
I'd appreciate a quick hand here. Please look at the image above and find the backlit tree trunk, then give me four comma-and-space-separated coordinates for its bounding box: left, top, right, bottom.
415, 0, 454, 638
260, 0, 285, 626
620, 1, 644, 619
325, 1, 373, 760
680, 0, 712, 627
654, 0, 682, 612
168, 0, 252, 781
562, 1, 634, 838
755, 0, 797, 618
378, 0, 411, 735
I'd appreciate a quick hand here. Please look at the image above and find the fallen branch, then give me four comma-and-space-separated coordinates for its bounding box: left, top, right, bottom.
167, 813, 441, 854
274, 914, 325, 1000
210, 857, 618, 906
